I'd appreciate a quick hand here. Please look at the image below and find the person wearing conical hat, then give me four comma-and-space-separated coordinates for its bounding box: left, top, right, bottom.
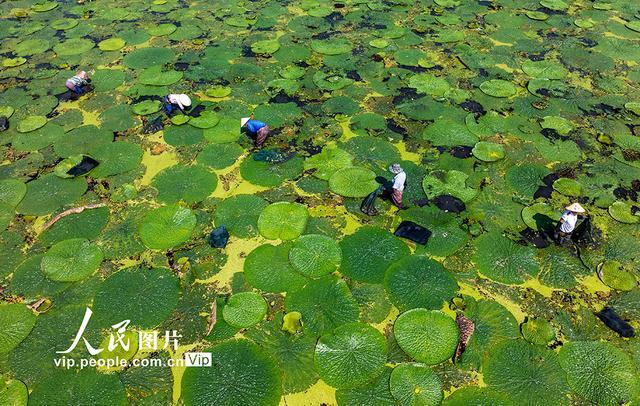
386, 163, 406, 209
162, 93, 191, 116
241, 114, 270, 147
554, 202, 586, 244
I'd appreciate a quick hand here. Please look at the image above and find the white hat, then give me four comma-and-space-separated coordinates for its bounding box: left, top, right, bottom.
565, 203, 585, 213
389, 163, 403, 174
178, 94, 191, 107
241, 117, 250, 127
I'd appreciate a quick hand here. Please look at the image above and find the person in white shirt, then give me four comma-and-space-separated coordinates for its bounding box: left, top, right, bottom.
162, 94, 191, 115
388, 163, 406, 209
554, 203, 585, 244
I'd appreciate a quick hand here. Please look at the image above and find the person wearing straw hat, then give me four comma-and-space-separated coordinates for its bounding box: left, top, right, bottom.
241, 114, 270, 147
386, 163, 406, 209
554, 202, 586, 244
162, 93, 191, 115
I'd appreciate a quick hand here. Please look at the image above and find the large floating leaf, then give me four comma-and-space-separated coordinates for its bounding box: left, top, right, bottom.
390, 363, 443, 406
247, 316, 318, 394
336, 367, 395, 406
314, 323, 387, 389
340, 226, 410, 283
422, 119, 478, 147
29, 368, 126, 406
311, 39, 352, 55
304, 146, 353, 180
474, 232, 539, 284
484, 340, 570, 405
479, 80, 517, 98
329, 166, 378, 198
42, 238, 103, 282
244, 243, 308, 293
394, 309, 459, 365
222, 292, 267, 329
384, 255, 458, 311
442, 387, 513, 406
152, 165, 217, 204
214, 194, 267, 238
285, 276, 359, 336
0, 304, 36, 353
139, 205, 196, 250
558, 341, 640, 405
258, 202, 308, 240
289, 234, 341, 278
422, 169, 477, 202
181, 340, 282, 406
16, 116, 47, 133
93, 267, 179, 329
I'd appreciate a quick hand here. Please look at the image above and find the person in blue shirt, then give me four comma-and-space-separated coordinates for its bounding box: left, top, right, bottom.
241, 115, 270, 147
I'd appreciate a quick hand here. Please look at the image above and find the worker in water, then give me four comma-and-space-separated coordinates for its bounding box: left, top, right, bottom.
387, 163, 406, 209
162, 94, 191, 115
241, 115, 270, 147
65, 70, 91, 95
554, 203, 586, 244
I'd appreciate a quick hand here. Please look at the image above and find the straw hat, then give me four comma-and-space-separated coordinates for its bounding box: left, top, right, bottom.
389, 163, 403, 174
565, 203, 585, 213
178, 94, 192, 107
241, 117, 250, 127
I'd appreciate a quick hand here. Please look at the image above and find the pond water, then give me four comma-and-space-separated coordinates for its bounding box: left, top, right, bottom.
0, 0, 640, 405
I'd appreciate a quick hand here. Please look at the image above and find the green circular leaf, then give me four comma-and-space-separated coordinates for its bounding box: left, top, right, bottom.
384, 256, 458, 312
93, 267, 179, 328
474, 232, 539, 284
394, 309, 459, 365
258, 202, 308, 240
304, 146, 353, 180
311, 39, 352, 55
53, 38, 94, 56
223, 292, 268, 328
139, 205, 196, 250
0, 179, 26, 207
472, 142, 505, 162
214, 194, 267, 238
0, 304, 36, 353
442, 387, 513, 406
340, 226, 410, 283
131, 100, 161, 116
484, 340, 570, 405
42, 238, 103, 282
189, 111, 219, 129
0, 378, 28, 406
479, 80, 517, 98
314, 322, 387, 389
521, 318, 555, 345
181, 339, 282, 406
244, 243, 308, 293
16, 116, 47, 133
98, 37, 126, 51
390, 363, 443, 406
251, 39, 280, 54
289, 234, 341, 278
329, 166, 378, 198
422, 170, 477, 202
608, 201, 639, 224
197, 143, 243, 169
16, 174, 87, 216
152, 165, 217, 204
598, 260, 637, 291
552, 178, 583, 197
285, 276, 359, 336
559, 341, 640, 405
